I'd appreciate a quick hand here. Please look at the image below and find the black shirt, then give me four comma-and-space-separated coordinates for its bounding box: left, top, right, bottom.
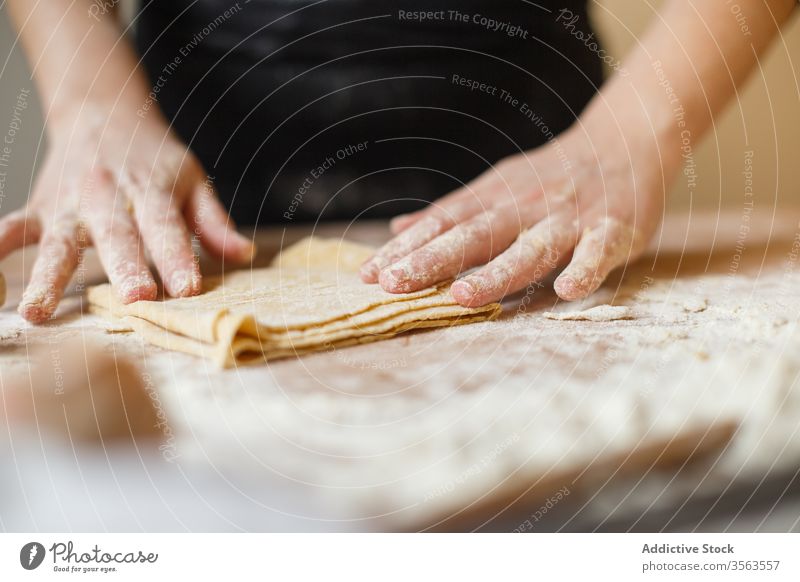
136, 0, 603, 224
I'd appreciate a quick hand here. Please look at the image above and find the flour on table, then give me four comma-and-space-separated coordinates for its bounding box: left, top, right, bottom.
682, 298, 708, 313
0, 328, 21, 341
543, 305, 634, 322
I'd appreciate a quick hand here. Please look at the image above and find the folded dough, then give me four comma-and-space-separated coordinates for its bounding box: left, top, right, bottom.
88, 237, 502, 367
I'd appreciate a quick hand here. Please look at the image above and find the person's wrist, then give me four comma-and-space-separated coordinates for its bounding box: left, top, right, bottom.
46, 92, 165, 139
569, 103, 680, 181
48, 99, 98, 126
558, 111, 672, 223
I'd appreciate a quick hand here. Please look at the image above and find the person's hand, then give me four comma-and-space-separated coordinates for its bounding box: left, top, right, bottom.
0, 107, 254, 323
360, 127, 665, 306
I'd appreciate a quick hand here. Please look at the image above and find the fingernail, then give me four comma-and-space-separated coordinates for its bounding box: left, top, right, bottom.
169, 272, 187, 296
21, 285, 46, 305
19, 286, 54, 323
450, 279, 475, 304
118, 275, 157, 304
360, 257, 387, 283
554, 275, 581, 301
169, 271, 199, 297
359, 262, 378, 283
378, 262, 411, 292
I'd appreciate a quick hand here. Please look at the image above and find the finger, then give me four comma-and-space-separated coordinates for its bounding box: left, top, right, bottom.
387, 191, 483, 235
388, 210, 425, 235
185, 180, 255, 263
450, 214, 578, 307
554, 217, 643, 301
18, 218, 82, 323
0, 209, 41, 261
361, 193, 488, 283
387, 159, 523, 236
84, 171, 157, 304
131, 192, 201, 298
378, 197, 546, 294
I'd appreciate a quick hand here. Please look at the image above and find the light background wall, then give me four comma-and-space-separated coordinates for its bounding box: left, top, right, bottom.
0, 7, 43, 219
0, 1, 798, 217
592, 0, 800, 211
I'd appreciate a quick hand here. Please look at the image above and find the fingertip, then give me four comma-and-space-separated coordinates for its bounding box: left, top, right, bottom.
229, 235, 257, 263
202, 229, 256, 263
117, 275, 158, 304
189, 268, 203, 296
361, 254, 392, 284
241, 238, 258, 261
18, 287, 55, 324
378, 265, 411, 293
167, 269, 202, 298
230, 229, 255, 252
389, 214, 415, 235
450, 279, 479, 307
359, 259, 380, 283
553, 275, 585, 301
18, 305, 49, 324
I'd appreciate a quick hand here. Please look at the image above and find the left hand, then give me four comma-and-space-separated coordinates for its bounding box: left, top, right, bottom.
359, 127, 665, 307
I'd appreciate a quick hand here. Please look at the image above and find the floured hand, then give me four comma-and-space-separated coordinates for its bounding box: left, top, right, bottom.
0, 107, 254, 323
360, 127, 663, 307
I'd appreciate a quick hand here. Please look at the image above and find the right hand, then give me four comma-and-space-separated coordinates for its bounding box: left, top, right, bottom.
0, 106, 255, 323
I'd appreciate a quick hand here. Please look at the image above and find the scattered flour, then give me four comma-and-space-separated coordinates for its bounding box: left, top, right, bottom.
682, 298, 708, 313
0, 328, 21, 341
543, 305, 634, 322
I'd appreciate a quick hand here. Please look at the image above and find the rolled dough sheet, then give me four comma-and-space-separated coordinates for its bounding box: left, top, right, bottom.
88, 237, 502, 367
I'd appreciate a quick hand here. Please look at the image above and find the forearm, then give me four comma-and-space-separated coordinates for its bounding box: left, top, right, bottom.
7, 0, 153, 126
576, 0, 795, 171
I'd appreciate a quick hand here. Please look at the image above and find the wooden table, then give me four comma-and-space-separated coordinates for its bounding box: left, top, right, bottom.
2, 210, 800, 532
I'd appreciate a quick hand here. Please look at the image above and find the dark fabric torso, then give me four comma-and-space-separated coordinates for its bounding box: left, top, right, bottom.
136, 0, 604, 224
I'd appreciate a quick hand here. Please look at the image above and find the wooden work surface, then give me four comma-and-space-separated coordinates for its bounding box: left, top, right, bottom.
2, 210, 800, 532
